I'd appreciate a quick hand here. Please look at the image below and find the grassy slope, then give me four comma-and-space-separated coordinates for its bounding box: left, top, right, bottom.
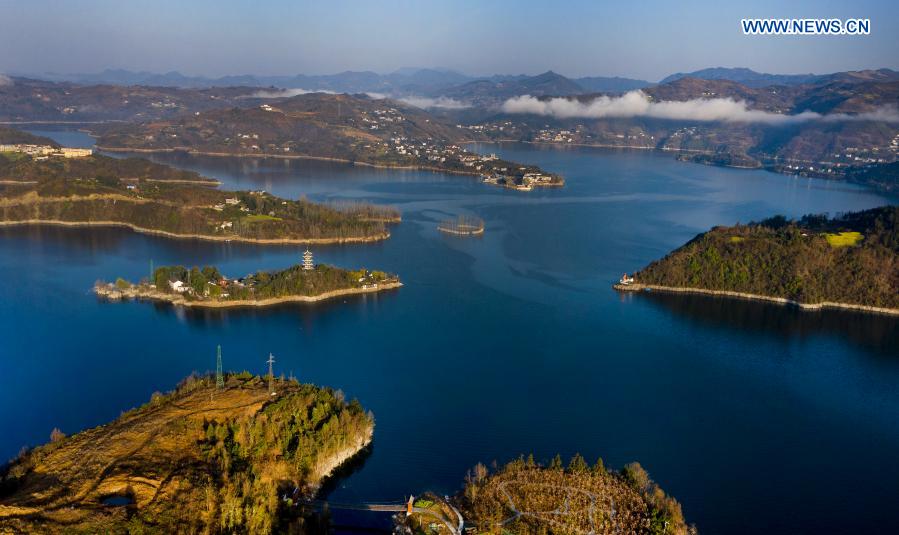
635, 206, 899, 308
0, 374, 373, 533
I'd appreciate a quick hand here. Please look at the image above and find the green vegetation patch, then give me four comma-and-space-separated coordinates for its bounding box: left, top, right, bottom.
242, 213, 283, 223
635, 207, 898, 307
824, 231, 863, 248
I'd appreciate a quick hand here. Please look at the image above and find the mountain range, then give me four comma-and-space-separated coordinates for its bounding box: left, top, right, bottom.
17, 68, 656, 96
660, 67, 899, 88
18, 66, 899, 95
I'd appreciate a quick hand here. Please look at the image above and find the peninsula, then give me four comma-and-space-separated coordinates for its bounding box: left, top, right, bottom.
95, 261, 401, 308
0, 142, 398, 244
616, 206, 899, 315
0, 373, 374, 533
93, 92, 564, 190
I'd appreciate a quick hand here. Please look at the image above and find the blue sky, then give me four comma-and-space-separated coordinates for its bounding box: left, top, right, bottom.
1, 0, 896, 81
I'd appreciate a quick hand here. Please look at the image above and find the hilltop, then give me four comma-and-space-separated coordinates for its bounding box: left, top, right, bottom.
0, 77, 267, 122
619, 206, 899, 313
0, 373, 373, 533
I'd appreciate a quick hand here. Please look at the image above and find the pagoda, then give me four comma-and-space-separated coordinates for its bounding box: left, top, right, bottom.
302, 249, 314, 271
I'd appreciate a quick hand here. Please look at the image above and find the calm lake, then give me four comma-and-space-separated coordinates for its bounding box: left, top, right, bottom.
3, 132, 898, 534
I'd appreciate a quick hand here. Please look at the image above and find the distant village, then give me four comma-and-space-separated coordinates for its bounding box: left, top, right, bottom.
0, 144, 93, 159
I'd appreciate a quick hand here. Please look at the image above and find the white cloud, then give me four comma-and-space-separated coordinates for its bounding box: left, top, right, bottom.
0, 74, 12, 86
501, 91, 899, 124
397, 95, 470, 110
250, 87, 336, 98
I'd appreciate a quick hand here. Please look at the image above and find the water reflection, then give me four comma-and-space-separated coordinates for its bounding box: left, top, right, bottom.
635, 290, 899, 357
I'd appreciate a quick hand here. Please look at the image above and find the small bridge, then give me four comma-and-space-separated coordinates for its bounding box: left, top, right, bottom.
300, 498, 464, 534
301, 499, 407, 513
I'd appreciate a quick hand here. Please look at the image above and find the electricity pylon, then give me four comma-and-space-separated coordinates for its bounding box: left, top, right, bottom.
267, 353, 276, 396
216, 345, 224, 390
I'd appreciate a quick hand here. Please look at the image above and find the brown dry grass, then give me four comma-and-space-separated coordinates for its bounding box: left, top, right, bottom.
0, 375, 364, 533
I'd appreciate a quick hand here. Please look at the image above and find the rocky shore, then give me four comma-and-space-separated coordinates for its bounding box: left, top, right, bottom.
613, 283, 899, 316
95, 281, 403, 308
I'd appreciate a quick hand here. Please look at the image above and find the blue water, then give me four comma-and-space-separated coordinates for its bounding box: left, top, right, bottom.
3, 133, 899, 534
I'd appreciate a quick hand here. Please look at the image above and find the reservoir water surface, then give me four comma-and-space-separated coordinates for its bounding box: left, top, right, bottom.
2, 134, 898, 534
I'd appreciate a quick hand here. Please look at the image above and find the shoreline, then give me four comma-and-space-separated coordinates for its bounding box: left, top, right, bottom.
613, 283, 899, 316
96, 145, 565, 188
308, 429, 373, 496
0, 219, 390, 245
98, 145, 490, 175
95, 281, 403, 308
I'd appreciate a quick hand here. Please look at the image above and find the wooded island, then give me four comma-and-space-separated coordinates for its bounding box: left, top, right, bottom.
617, 206, 899, 314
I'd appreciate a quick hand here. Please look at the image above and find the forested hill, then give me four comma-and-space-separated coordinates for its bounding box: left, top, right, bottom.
0, 127, 59, 147
634, 206, 899, 309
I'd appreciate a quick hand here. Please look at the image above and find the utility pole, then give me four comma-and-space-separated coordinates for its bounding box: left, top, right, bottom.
267, 353, 276, 396
216, 345, 224, 390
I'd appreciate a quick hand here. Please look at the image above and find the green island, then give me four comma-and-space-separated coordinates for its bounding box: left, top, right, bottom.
399, 455, 692, 535
96, 262, 401, 308
616, 206, 899, 315
0, 373, 373, 533
0, 143, 398, 244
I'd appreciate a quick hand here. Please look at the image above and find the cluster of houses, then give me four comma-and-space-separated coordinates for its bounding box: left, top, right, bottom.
360, 108, 406, 130
830, 146, 892, 164
0, 144, 93, 159
212, 197, 249, 214
167, 277, 236, 298
535, 129, 578, 143
456, 121, 516, 133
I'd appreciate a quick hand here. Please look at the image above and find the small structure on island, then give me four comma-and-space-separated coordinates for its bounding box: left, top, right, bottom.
303, 249, 314, 271
406, 495, 415, 516
619, 273, 635, 285
437, 215, 485, 236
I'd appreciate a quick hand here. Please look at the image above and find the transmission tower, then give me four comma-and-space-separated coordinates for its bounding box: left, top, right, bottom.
216, 345, 224, 390
267, 353, 276, 396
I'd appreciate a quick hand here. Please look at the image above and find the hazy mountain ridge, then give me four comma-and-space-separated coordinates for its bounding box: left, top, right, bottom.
660, 67, 899, 88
